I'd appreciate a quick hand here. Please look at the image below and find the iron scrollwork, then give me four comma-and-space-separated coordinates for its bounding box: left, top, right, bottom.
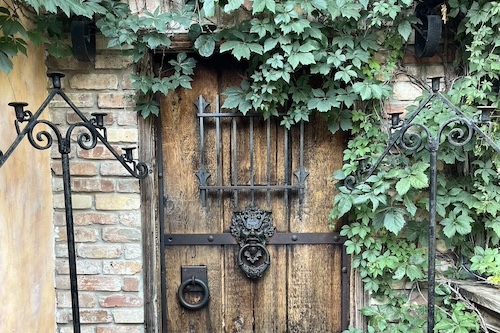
0, 72, 149, 333
230, 206, 275, 279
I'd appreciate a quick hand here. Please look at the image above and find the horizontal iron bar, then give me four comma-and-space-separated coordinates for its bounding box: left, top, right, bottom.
199, 185, 304, 190
197, 112, 289, 118
164, 233, 345, 246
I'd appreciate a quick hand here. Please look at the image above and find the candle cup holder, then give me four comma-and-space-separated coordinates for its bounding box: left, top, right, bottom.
8, 102, 30, 122
477, 106, 495, 124
430, 77, 441, 93
122, 147, 136, 162
389, 112, 404, 129
47, 72, 65, 89
91, 113, 107, 129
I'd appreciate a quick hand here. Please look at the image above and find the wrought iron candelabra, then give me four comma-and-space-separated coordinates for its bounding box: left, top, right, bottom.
346, 77, 499, 333
0, 72, 149, 333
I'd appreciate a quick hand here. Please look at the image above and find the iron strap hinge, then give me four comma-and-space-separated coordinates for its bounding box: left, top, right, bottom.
164, 232, 345, 246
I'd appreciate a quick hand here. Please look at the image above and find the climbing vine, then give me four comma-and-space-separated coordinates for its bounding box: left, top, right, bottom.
329, 1, 500, 332
1, 0, 499, 332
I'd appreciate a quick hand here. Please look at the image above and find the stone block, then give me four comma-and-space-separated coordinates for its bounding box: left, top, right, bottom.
80, 310, 113, 324
95, 194, 141, 210
74, 212, 118, 226
112, 309, 144, 324
70, 74, 119, 90
105, 128, 138, 143
99, 294, 143, 308
103, 261, 142, 275
98, 92, 135, 109
102, 227, 141, 242
78, 276, 122, 291
95, 55, 134, 69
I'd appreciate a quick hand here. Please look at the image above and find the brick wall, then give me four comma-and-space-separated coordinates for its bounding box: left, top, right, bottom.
47, 37, 145, 333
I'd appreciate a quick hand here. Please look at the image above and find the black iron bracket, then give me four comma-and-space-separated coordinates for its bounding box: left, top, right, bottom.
414, 0, 444, 57
0, 72, 149, 333
346, 78, 499, 333
71, 19, 96, 62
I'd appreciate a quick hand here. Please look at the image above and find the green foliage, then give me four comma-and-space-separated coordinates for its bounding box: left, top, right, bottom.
470, 246, 500, 285
2, 1, 499, 332
333, 89, 498, 331
0, 0, 109, 73
330, 2, 499, 330
448, 0, 500, 106
212, 0, 411, 130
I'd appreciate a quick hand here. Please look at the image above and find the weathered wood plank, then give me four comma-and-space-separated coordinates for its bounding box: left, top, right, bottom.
458, 282, 500, 332
218, 57, 256, 333
162, 62, 224, 332
139, 115, 159, 333
288, 114, 344, 332
458, 283, 500, 315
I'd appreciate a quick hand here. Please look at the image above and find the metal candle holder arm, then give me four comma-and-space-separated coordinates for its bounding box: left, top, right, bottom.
0, 72, 148, 177
0, 72, 149, 333
345, 77, 499, 333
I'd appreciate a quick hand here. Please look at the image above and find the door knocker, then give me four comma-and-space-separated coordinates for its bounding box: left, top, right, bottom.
230, 206, 275, 279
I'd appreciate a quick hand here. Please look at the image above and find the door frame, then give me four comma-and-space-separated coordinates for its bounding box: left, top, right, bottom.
139, 53, 353, 333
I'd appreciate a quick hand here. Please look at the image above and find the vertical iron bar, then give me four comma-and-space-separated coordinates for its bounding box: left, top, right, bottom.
232, 117, 238, 207
61, 150, 81, 333
295, 120, 309, 204
216, 95, 221, 206
341, 242, 350, 331
427, 147, 438, 333
195, 96, 210, 207
250, 117, 254, 205
157, 115, 168, 333
198, 96, 206, 206
266, 118, 271, 206
284, 127, 289, 226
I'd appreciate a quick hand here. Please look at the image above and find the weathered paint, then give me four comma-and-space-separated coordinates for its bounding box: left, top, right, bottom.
0, 35, 56, 332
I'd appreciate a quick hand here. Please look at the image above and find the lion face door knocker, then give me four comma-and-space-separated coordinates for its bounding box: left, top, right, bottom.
230, 206, 275, 280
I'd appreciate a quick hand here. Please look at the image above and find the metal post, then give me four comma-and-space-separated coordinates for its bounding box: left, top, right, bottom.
427, 147, 438, 333
61, 150, 81, 333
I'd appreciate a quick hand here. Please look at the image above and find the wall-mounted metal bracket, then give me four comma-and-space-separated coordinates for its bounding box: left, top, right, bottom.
71, 19, 96, 62
414, 1, 443, 57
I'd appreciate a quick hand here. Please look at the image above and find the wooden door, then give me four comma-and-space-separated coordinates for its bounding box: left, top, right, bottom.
160, 55, 347, 333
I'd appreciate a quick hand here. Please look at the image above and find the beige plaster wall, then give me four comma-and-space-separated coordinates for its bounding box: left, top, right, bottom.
0, 42, 56, 331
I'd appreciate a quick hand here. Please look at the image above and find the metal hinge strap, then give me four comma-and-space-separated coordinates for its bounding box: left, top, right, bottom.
164, 232, 344, 246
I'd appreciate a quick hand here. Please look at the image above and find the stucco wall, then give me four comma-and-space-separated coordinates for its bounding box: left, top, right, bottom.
0, 42, 56, 331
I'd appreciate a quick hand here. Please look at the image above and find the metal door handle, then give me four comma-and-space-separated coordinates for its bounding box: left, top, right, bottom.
177, 276, 210, 310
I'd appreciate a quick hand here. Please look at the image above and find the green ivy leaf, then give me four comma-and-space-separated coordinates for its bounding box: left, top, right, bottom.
135, 99, 160, 118
0, 51, 13, 74
224, 0, 244, 12
383, 208, 406, 234
334, 192, 354, 217
441, 213, 473, 238
406, 264, 424, 280
397, 20, 412, 41
486, 218, 500, 238
194, 34, 216, 57
396, 177, 411, 196
253, 0, 276, 14
202, 0, 216, 17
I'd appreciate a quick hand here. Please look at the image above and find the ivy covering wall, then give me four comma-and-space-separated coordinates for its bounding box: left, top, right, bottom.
1, 0, 499, 332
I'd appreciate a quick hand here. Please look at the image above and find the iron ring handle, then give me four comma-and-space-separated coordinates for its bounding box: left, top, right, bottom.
237, 243, 271, 279
177, 277, 210, 310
